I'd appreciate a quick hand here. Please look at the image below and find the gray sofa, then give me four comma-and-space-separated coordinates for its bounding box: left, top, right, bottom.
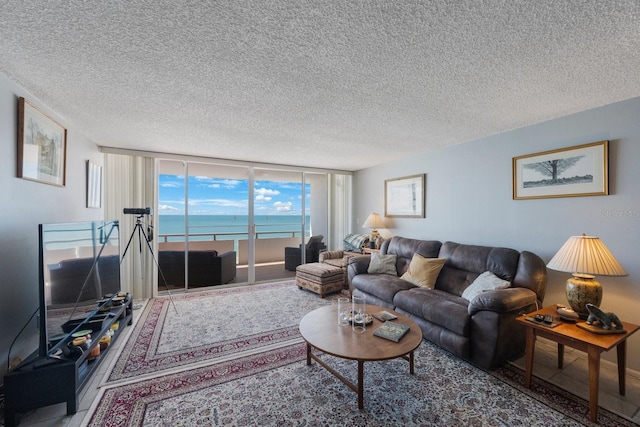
347, 236, 547, 369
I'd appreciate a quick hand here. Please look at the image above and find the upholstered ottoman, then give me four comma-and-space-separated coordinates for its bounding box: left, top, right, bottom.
295, 262, 344, 298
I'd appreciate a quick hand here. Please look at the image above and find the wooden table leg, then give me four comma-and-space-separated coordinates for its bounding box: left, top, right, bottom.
306, 342, 312, 365
409, 351, 415, 374
357, 361, 364, 410
617, 340, 627, 395
557, 342, 564, 369
587, 346, 601, 423
524, 326, 535, 388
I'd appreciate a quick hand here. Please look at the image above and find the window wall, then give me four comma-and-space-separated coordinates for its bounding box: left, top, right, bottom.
156, 160, 332, 290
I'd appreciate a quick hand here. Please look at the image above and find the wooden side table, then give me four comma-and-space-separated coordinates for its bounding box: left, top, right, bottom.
516, 306, 639, 423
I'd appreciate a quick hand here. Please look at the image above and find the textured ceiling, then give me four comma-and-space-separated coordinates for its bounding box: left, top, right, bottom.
1, 1, 639, 171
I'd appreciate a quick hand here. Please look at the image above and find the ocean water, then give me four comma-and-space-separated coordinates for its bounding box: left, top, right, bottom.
158, 215, 310, 241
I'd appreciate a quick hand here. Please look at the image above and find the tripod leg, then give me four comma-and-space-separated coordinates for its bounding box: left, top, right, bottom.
121, 223, 140, 262
139, 227, 178, 314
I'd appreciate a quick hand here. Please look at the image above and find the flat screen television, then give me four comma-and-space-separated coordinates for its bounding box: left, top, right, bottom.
38, 220, 121, 357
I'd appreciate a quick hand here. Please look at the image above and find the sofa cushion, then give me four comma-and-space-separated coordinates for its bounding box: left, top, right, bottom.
394, 288, 470, 337
351, 274, 414, 303
435, 242, 519, 296
383, 236, 442, 276
461, 271, 511, 301
296, 262, 342, 280
367, 253, 397, 275
400, 255, 445, 289
322, 258, 345, 268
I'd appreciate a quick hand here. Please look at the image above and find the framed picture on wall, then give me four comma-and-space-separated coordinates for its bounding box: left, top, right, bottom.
384, 174, 425, 218
512, 141, 608, 200
87, 160, 102, 208
17, 97, 67, 186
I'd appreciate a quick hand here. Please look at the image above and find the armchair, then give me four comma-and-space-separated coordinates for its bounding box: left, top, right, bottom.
318, 250, 361, 289
284, 235, 326, 271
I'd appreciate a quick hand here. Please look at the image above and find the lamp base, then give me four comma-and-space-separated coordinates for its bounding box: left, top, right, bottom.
370, 230, 379, 248
565, 275, 602, 318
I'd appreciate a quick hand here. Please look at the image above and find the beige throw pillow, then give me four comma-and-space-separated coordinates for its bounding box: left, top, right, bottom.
400, 255, 446, 289
367, 253, 397, 275
461, 271, 511, 301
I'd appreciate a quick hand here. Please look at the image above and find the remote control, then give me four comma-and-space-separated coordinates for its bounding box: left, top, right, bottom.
543, 314, 553, 324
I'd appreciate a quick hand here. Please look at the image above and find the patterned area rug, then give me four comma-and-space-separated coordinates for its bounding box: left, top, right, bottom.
107, 281, 338, 382
89, 340, 635, 426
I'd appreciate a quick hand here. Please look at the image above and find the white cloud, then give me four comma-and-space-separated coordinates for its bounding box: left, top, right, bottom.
218, 179, 242, 189
188, 198, 247, 208
274, 201, 293, 212
158, 205, 179, 211
255, 187, 280, 203
256, 188, 280, 196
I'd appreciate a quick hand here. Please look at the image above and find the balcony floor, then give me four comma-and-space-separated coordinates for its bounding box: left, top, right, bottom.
158, 261, 297, 292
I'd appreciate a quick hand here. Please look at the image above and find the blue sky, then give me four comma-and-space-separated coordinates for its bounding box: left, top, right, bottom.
158, 174, 310, 216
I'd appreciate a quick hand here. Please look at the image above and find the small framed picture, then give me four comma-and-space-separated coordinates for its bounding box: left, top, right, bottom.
384, 174, 425, 218
512, 141, 608, 200
87, 160, 102, 208
17, 97, 67, 186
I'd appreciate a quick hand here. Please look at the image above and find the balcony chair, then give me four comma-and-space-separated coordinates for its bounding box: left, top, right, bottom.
284, 235, 326, 271
158, 250, 237, 288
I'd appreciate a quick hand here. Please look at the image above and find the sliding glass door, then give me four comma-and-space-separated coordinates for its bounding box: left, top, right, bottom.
157, 161, 332, 290
156, 161, 249, 290
252, 169, 306, 282
156, 160, 187, 291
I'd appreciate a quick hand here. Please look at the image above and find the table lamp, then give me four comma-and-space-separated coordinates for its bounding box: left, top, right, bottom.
546, 234, 627, 318
362, 213, 385, 246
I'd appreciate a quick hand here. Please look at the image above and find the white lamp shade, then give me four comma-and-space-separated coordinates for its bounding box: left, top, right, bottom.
362, 213, 385, 229
547, 234, 627, 277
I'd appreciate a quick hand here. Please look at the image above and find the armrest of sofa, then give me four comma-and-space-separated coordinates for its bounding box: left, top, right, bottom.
467, 287, 538, 316
218, 250, 236, 262
319, 250, 344, 262
346, 255, 371, 282
217, 251, 237, 284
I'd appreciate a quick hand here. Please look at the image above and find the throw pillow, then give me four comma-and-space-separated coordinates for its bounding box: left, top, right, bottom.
461, 271, 511, 301
367, 253, 397, 275
400, 255, 446, 289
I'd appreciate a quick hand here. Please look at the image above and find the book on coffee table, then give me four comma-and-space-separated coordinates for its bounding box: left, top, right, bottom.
371, 310, 398, 322
373, 321, 410, 342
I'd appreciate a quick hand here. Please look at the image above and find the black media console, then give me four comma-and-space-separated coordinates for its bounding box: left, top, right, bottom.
3, 298, 133, 427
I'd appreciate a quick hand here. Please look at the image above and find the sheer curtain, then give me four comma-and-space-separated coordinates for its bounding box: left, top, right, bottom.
104, 153, 156, 299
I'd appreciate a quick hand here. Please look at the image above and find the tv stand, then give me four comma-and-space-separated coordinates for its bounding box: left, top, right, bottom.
3, 300, 132, 427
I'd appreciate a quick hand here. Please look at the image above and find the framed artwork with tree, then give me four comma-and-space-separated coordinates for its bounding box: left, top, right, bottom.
512, 141, 608, 200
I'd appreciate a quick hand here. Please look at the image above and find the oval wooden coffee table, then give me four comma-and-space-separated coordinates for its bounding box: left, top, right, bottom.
299, 304, 422, 410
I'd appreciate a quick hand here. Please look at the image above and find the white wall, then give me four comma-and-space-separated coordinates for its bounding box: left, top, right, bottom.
354, 96, 640, 371
0, 72, 104, 379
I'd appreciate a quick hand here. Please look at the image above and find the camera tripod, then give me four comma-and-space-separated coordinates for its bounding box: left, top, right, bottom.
121, 214, 177, 313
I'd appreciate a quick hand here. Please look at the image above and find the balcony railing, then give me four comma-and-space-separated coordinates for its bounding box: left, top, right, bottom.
157, 229, 306, 242
157, 231, 309, 265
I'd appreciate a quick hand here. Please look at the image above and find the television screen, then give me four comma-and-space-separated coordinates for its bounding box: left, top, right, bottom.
39, 220, 120, 353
